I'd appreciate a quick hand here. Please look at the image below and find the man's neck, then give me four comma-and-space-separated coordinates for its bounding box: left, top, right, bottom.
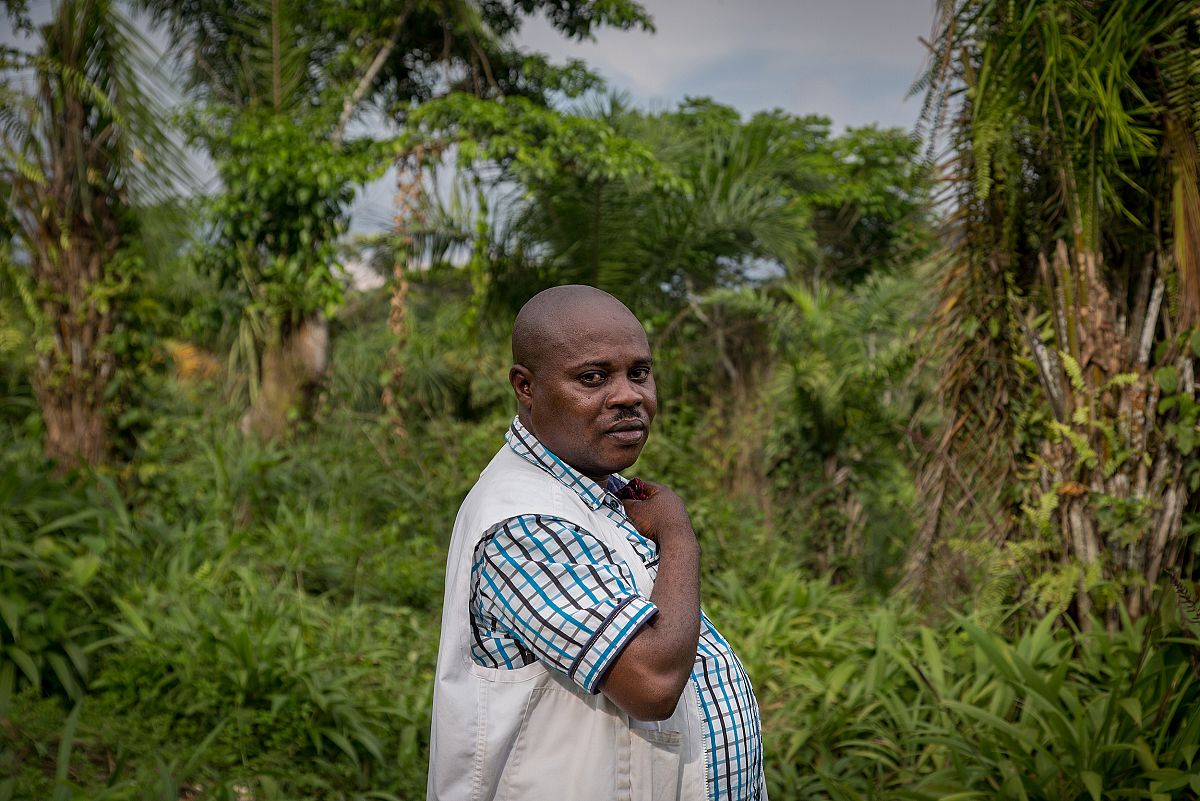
515, 410, 611, 486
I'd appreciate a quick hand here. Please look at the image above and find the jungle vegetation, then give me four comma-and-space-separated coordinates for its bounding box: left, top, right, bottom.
1, 0, 1198, 798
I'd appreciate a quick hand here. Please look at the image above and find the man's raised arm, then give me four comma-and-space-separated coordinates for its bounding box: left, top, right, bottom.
599, 481, 701, 721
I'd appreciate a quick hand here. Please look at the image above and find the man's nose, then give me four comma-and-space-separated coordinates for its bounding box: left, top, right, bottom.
606, 374, 643, 407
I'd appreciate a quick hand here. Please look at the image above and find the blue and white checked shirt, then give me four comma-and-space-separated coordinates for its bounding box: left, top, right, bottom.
470, 417, 765, 801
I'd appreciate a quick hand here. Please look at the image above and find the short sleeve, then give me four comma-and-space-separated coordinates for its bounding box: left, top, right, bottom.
471, 514, 658, 693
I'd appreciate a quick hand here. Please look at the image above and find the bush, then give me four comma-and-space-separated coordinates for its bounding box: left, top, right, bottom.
708, 559, 1200, 799
95, 562, 435, 799
5, 284, 1198, 801
0, 458, 138, 710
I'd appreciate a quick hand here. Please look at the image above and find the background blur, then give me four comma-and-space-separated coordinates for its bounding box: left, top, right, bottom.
2, 1, 1199, 798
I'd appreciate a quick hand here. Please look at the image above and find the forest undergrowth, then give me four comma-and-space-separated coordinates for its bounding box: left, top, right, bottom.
5, 0, 1200, 797
3, 290, 1199, 801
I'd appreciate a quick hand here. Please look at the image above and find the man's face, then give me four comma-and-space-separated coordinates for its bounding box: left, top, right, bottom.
511, 311, 657, 482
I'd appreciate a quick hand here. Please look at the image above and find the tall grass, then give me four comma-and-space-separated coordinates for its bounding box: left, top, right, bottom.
3, 294, 1199, 799
710, 560, 1200, 799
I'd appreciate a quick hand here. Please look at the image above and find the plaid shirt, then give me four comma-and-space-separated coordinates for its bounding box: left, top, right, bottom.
470, 417, 765, 801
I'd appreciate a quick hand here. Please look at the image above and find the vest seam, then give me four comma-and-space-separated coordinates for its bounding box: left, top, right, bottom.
470, 679, 487, 801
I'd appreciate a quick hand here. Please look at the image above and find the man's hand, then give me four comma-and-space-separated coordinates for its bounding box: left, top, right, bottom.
620, 480, 693, 545
599, 480, 701, 721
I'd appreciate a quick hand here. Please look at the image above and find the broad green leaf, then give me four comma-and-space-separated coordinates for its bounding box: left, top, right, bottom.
0, 596, 19, 641
54, 701, 83, 788
7, 646, 39, 685
68, 553, 101, 587
824, 659, 858, 700
112, 597, 152, 638
921, 627, 945, 695
942, 700, 1037, 750
0, 662, 13, 717
1081, 771, 1102, 801
1155, 366, 1178, 394
63, 641, 87, 678
324, 729, 360, 767
45, 652, 80, 699
1119, 697, 1142, 726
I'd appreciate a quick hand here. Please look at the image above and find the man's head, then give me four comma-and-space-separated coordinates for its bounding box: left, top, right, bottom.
510, 285, 656, 483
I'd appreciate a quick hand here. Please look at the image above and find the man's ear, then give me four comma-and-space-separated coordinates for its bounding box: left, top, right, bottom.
509, 364, 534, 409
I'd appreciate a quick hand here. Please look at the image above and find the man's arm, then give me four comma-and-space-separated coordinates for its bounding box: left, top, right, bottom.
599, 482, 701, 721
471, 515, 661, 692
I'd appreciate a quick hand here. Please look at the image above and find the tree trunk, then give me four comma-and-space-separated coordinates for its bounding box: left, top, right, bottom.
240, 314, 329, 439
381, 252, 410, 437
382, 154, 428, 436
31, 243, 115, 469
909, 238, 1196, 622
28, 137, 123, 469
21, 5, 128, 471
1022, 242, 1192, 622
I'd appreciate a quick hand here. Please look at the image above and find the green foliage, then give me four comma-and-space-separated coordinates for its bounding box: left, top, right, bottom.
192, 109, 391, 325
6, 2, 1198, 798
711, 558, 1200, 800
3, 275, 1200, 798
911, 0, 1200, 614
0, 0, 188, 467
0, 458, 135, 712
425, 96, 932, 316
142, 0, 651, 116
100, 565, 434, 794
765, 273, 929, 587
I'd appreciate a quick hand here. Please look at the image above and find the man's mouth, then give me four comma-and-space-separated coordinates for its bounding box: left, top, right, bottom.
605, 420, 646, 444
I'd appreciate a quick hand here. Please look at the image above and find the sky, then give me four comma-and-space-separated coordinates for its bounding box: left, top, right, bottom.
351, 0, 939, 231
518, 0, 936, 130
3, 0, 939, 232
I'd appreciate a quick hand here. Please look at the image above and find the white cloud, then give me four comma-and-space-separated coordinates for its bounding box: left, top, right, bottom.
518, 0, 936, 129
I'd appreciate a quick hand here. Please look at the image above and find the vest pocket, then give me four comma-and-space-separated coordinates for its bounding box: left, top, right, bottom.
630, 726, 684, 801
498, 686, 621, 801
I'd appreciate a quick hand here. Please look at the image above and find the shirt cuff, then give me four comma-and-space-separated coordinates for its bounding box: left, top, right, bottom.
569, 595, 659, 694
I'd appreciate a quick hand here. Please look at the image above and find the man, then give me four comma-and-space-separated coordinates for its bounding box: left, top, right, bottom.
428, 285, 765, 801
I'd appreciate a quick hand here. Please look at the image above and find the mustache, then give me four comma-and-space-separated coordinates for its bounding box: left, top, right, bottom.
605, 412, 649, 433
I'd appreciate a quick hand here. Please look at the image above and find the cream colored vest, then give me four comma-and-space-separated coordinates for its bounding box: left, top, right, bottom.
427, 444, 709, 801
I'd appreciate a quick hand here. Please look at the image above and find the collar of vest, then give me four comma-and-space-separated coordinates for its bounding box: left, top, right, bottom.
504, 415, 614, 511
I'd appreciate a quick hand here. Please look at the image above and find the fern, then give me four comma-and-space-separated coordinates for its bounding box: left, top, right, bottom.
1022, 490, 1060, 536
1050, 420, 1098, 470
1060, 350, 1086, 393
1168, 570, 1200, 636
1104, 372, 1140, 390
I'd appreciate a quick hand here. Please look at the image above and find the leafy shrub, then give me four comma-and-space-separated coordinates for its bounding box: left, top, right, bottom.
97, 562, 435, 798
6, 279, 1198, 801
709, 559, 1200, 800
0, 459, 137, 710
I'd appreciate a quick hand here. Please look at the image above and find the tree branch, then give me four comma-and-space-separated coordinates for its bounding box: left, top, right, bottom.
271, 0, 282, 112
332, 10, 409, 147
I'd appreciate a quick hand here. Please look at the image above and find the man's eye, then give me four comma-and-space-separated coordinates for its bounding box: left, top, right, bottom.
630, 367, 651, 381
580, 371, 605, 384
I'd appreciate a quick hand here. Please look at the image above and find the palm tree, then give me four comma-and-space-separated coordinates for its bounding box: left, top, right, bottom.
1, 0, 176, 468
494, 98, 814, 310
910, 0, 1200, 621
140, 0, 398, 438
141, 0, 654, 438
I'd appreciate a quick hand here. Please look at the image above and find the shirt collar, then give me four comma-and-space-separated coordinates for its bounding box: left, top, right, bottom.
506, 416, 617, 511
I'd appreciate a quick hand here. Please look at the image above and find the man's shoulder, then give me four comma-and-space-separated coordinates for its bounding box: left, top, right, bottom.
455, 444, 582, 534
466, 442, 559, 498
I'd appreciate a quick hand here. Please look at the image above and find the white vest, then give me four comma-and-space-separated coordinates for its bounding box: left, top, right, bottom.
428, 444, 709, 801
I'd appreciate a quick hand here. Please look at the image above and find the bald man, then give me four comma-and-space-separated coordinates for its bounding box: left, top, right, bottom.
428, 286, 765, 801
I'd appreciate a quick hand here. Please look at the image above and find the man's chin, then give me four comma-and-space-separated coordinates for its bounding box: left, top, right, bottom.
597, 444, 645, 475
